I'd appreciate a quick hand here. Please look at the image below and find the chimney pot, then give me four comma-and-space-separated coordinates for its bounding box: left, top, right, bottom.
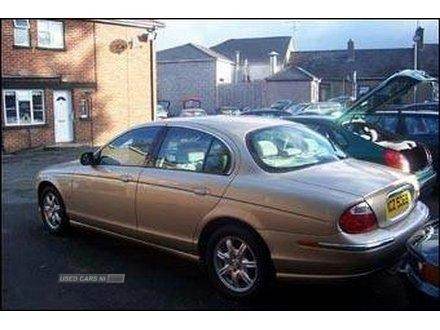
269, 51, 279, 75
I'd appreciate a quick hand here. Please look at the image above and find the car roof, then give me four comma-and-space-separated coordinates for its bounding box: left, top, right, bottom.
149, 115, 294, 137
371, 110, 438, 115
285, 114, 336, 123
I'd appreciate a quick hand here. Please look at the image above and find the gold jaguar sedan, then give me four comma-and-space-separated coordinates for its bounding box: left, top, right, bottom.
36, 116, 431, 298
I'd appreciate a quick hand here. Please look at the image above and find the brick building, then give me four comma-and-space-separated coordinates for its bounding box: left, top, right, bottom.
1, 19, 163, 153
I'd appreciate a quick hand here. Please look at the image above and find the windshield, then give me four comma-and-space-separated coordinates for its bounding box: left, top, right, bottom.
247, 125, 342, 172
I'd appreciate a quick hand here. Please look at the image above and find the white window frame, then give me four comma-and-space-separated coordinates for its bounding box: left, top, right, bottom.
37, 20, 64, 49
2, 89, 46, 127
79, 97, 91, 119
13, 19, 30, 47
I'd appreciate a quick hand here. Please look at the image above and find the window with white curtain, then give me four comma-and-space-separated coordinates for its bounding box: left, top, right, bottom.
37, 20, 64, 49
2, 90, 45, 126
13, 19, 30, 47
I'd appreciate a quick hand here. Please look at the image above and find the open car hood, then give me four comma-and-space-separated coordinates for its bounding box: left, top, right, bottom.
336, 70, 437, 124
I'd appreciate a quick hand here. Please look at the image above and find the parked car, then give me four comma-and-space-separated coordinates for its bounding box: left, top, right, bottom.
364, 106, 439, 173
328, 95, 355, 108
182, 98, 202, 110
37, 116, 430, 298
284, 70, 438, 192
217, 106, 241, 116
155, 104, 169, 120
241, 108, 293, 118
284, 102, 309, 115
400, 219, 439, 300
270, 99, 295, 111
399, 102, 439, 112
296, 101, 345, 117
179, 108, 207, 117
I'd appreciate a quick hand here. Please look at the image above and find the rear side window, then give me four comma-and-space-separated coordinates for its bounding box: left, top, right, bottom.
155, 127, 231, 175
99, 127, 161, 166
204, 139, 231, 174
404, 115, 438, 135
365, 114, 399, 134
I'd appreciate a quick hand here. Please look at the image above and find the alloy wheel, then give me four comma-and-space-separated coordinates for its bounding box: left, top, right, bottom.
213, 236, 258, 293
42, 191, 63, 230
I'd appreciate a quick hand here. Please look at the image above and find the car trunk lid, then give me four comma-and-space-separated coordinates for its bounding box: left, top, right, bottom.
278, 158, 420, 228
336, 70, 437, 124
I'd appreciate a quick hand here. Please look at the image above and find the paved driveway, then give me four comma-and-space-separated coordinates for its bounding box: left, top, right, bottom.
2, 147, 439, 310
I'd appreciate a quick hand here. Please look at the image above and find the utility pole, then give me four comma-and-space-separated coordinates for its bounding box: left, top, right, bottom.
413, 21, 424, 103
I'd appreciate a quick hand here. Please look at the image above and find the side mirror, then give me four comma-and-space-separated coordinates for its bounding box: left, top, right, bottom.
80, 152, 96, 166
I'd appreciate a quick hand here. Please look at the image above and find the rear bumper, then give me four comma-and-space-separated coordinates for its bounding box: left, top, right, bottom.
261, 201, 430, 280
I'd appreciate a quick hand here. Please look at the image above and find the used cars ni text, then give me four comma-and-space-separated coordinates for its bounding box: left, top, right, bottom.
36, 116, 431, 298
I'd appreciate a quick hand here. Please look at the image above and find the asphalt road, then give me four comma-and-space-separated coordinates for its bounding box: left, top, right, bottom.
2, 147, 439, 310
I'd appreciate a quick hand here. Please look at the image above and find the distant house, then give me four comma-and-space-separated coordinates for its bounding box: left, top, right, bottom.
157, 43, 234, 114
265, 67, 320, 104
284, 40, 439, 101
211, 36, 294, 81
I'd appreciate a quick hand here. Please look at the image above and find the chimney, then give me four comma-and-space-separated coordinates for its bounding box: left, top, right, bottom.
234, 50, 240, 83
269, 51, 279, 75
347, 39, 355, 62
243, 58, 250, 82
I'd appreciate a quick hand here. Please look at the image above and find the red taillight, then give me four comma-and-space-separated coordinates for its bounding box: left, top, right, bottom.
384, 149, 410, 173
339, 202, 378, 234
418, 262, 440, 287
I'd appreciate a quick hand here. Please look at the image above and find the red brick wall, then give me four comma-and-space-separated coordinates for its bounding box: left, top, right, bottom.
1, 19, 156, 153
92, 23, 154, 145
1, 20, 95, 83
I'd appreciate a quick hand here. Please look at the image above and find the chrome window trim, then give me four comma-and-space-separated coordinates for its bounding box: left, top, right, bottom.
318, 237, 395, 251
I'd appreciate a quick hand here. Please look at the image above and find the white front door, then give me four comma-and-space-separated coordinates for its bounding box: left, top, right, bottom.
53, 90, 73, 143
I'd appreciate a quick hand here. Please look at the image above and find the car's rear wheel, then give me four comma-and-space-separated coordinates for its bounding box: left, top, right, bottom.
39, 186, 69, 235
205, 225, 273, 299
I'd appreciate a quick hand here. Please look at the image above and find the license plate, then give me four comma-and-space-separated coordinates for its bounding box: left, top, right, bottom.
386, 190, 412, 220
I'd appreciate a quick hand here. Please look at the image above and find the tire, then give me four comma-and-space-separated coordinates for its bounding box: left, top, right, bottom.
39, 185, 70, 235
204, 224, 274, 299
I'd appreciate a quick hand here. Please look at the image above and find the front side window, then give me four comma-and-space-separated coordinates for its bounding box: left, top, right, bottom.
2, 90, 45, 126
247, 125, 340, 172
155, 127, 231, 174
98, 127, 161, 166
13, 19, 30, 47
37, 20, 64, 49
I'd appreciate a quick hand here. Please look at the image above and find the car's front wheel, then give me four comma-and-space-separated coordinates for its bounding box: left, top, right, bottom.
205, 225, 273, 299
39, 185, 69, 235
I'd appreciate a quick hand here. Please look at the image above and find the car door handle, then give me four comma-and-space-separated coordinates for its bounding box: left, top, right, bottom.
193, 187, 209, 195
119, 174, 134, 182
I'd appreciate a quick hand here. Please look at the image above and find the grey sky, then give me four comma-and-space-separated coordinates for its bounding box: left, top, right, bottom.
156, 19, 439, 51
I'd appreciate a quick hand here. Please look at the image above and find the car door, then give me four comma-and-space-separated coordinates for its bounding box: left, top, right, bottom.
70, 126, 162, 233
136, 126, 234, 252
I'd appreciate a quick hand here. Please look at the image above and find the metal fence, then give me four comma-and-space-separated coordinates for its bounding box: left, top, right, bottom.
217, 81, 267, 109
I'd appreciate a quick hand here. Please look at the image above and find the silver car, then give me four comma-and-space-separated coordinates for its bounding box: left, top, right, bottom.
36, 116, 430, 298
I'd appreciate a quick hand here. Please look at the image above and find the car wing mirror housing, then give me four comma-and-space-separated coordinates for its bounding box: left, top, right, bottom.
80, 152, 97, 166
